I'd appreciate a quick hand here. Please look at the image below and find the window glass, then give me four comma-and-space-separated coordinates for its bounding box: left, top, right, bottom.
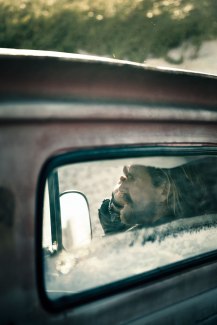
42, 154, 217, 300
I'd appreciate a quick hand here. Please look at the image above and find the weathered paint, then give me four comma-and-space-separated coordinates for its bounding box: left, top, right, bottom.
0, 51, 217, 324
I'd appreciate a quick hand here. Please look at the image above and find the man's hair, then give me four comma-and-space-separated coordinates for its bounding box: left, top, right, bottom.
147, 157, 217, 220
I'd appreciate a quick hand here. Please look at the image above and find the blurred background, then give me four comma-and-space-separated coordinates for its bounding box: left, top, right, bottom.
0, 0, 216, 74
58, 160, 124, 237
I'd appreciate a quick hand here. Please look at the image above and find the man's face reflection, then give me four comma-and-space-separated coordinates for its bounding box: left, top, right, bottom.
113, 165, 164, 225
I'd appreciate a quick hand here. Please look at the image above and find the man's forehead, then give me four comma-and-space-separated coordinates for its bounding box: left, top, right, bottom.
128, 164, 148, 175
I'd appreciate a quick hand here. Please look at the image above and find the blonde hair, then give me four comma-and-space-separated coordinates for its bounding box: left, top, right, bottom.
147, 157, 217, 220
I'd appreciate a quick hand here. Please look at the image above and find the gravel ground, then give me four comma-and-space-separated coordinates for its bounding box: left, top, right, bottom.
145, 39, 217, 75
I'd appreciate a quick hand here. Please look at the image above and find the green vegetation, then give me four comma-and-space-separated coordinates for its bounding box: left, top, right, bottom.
0, 0, 216, 62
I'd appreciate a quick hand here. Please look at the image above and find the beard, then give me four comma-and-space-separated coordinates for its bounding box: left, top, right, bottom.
120, 200, 157, 226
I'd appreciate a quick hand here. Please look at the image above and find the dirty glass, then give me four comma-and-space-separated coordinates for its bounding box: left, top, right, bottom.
43, 155, 217, 300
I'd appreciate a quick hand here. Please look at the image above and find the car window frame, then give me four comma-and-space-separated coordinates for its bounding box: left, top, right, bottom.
36, 144, 217, 313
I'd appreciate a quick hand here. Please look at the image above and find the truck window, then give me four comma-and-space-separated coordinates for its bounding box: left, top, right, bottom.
41, 149, 217, 307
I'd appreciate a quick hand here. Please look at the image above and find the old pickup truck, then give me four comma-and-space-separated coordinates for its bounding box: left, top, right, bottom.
0, 49, 217, 324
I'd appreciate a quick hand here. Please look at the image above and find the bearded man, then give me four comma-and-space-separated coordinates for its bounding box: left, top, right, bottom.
98, 157, 217, 235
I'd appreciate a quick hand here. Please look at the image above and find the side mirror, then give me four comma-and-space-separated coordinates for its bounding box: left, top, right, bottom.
60, 191, 91, 251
